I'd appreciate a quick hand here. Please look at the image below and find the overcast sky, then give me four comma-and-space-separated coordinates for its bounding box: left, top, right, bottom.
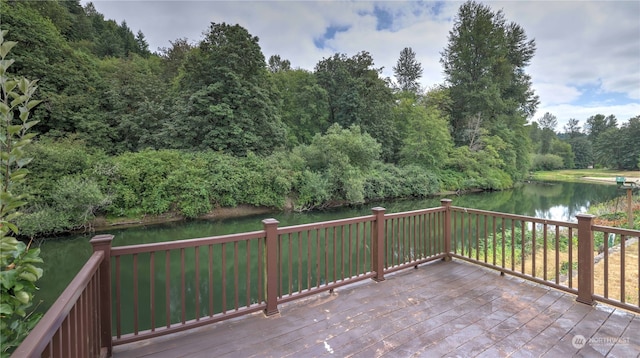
84, 0, 640, 130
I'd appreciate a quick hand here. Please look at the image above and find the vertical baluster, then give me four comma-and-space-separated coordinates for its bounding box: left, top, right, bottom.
501, 218, 506, 270
347, 225, 352, 278
297, 232, 302, 292
316, 228, 322, 288
340, 226, 345, 280
492, 216, 496, 265
332, 227, 337, 282
568, 228, 573, 288
116, 256, 122, 337
79, 287, 85, 357
402, 217, 406, 263
133, 254, 139, 334
354, 225, 359, 276
222, 243, 227, 314
414, 215, 419, 260
543, 224, 548, 280
555, 226, 560, 284
62, 316, 70, 358
258, 238, 264, 303
511, 220, 515, 272
234, 241, 239, 310
150, 252, 155, 330
620, 235, 626, 303
288, 234, 293, 296
246, 240, 251, 307
483, 215, 488, 263
165, 250, 171, 328
180, 248, 186, 324
325, 227, 330, 282
532, 223, 537, 277
468, 213, 472, 258
209, 245, 214, 316
307, 230, 312, 291
475, 214, 479, 261
521, 221, 526, 274
603, 231, 609, 298
458, 211, 463, 256
195, 247, 200, 320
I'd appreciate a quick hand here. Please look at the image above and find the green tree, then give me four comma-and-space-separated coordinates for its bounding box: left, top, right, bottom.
593, 127, 623, 169
567, 136, 593, 169
315, 52, 398, 161
441, 0, 538, 180
396, 97, 453, 168
0, 1, 111, 146
97, 55, 169, 152
296, 124, 381, 204
585, 114, 617, 142
267, 55, 291, 73
271, 68, 330, 146
551, 139, 574, 169
563, 118, 581, 139
605, 116, 640, 170
622, 116, 640, 170
538, 112, 557, 154
393, 47, 423, 93
158, 38, 193, 81
0, 30, 44, 356
170, 23, 286, 155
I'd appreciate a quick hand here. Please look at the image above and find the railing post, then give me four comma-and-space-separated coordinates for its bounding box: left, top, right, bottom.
371, 207, 386, 282
263, 218, 280, 316
441, 199, 452, 261
576, 214, 595, 305
90, 234, 114, 357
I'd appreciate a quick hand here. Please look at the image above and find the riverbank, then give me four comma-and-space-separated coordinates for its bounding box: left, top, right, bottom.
89, 205, 280, 232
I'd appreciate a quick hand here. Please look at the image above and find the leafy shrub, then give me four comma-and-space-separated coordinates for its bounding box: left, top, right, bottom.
531, 154, 564, 171
18, 176, 110, 236
0, 31, 44, 355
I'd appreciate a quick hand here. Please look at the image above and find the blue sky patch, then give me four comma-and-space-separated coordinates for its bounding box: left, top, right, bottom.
314, 25, 351, 49
575, 84, 636, 108
373, 6, 393, 31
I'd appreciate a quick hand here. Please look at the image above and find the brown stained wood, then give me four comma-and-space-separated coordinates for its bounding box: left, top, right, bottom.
112, 260, 639, 358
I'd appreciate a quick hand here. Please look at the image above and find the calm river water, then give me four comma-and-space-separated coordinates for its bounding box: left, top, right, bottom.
36, 181, 620, 316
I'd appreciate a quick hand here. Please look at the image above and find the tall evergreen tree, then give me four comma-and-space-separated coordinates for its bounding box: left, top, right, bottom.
393, 47, 423, 93
563, 118, 581, 139
440, 0, 538, 179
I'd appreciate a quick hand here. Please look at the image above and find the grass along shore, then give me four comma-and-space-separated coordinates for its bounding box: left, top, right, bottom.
532, 169, 640, 184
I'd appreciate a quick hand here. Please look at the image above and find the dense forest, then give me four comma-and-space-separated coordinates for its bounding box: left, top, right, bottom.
1, 0, 639, 237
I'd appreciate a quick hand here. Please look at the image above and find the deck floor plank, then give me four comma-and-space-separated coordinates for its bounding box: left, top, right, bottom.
112, 260, 639, 358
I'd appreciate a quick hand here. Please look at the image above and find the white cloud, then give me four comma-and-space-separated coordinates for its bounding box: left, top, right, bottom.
533, 83, 582, 106
536, 103, 640, 131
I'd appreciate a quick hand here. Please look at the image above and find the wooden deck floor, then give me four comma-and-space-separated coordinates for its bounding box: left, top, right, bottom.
113, 260, 640, 358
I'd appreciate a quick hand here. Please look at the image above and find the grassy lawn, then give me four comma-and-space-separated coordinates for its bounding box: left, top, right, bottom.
532, 169, 640, 183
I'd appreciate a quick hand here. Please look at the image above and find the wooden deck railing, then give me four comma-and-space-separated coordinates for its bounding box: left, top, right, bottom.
12, 235, 114, 358
13, 199, 640, 357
